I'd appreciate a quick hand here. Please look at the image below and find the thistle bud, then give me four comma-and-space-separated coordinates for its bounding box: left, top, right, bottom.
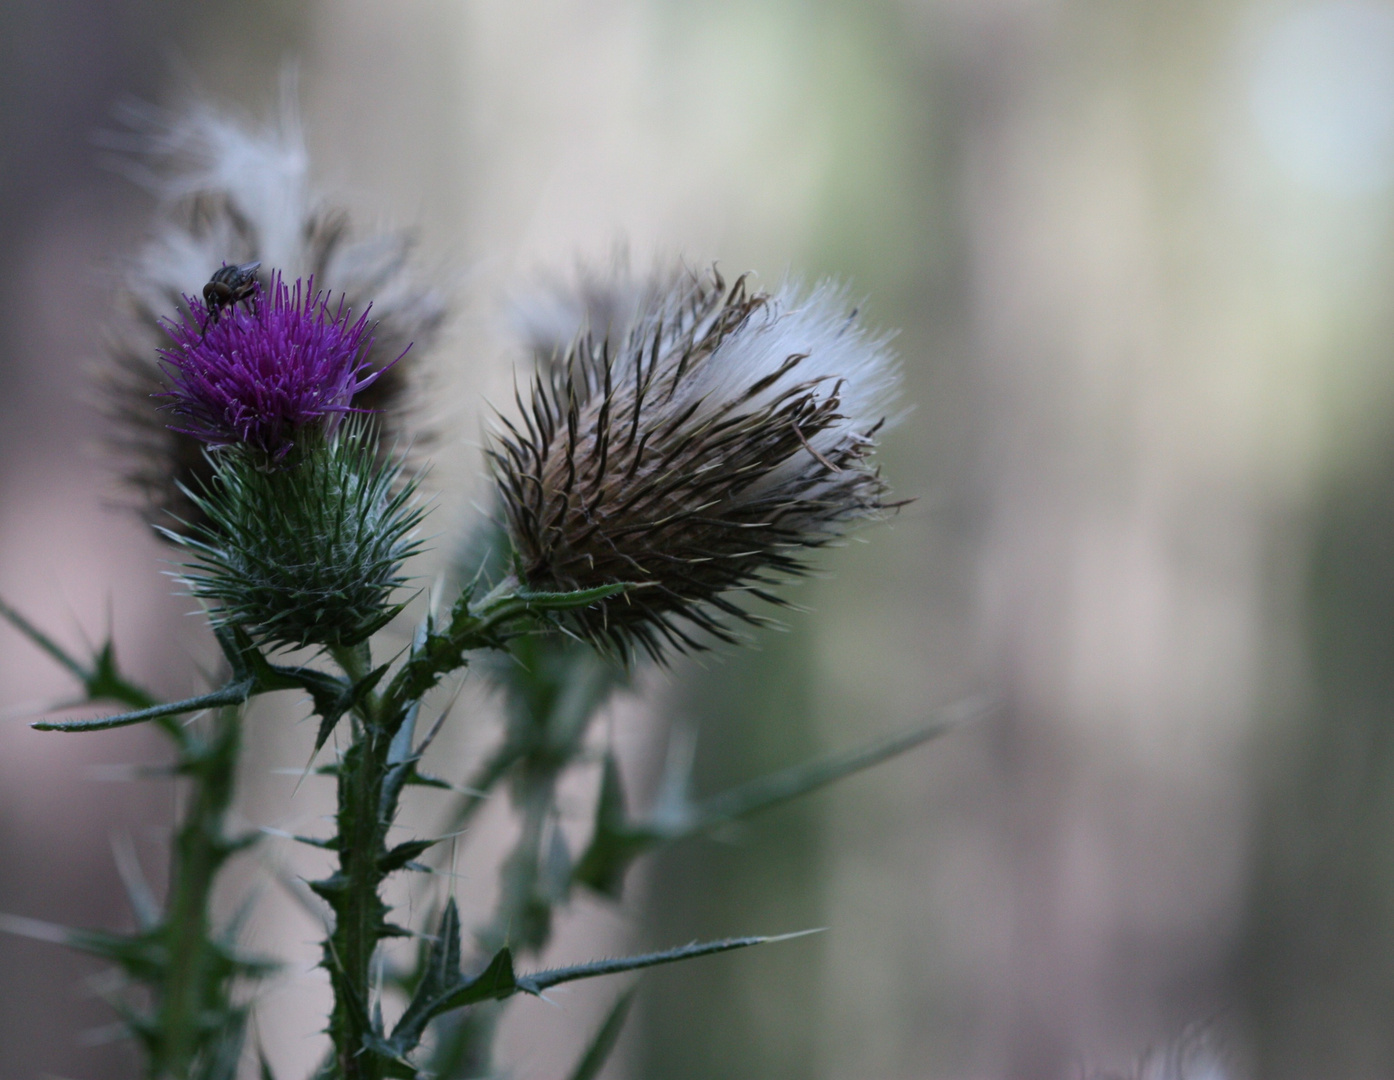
168, 423, 424, 650
490, 266, 900, 659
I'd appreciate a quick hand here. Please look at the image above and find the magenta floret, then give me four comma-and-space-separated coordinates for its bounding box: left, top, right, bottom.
158, 272, 394, 458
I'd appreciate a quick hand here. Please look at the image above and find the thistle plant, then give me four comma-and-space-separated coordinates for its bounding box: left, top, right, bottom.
1, 102, 982, 1080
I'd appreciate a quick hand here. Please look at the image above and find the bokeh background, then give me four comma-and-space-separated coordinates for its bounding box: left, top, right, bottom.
3, 1, 1394, 1077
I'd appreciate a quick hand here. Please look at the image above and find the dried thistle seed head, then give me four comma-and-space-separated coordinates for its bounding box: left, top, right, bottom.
489, 265, 901, 660
97, 95, 448, 535
168, 422, 425, 651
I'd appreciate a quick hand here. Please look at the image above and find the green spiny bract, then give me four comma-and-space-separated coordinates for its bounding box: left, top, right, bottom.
167, 421, 425, 650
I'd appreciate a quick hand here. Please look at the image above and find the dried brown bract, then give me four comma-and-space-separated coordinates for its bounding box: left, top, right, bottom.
490, 264, 901, 660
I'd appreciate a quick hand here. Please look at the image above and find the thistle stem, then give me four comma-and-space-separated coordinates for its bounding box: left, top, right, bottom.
321, 640, 404, 1080
4, 595, 258, 1080
154, 704, 245, 1079
328, 741, 385, 1079
329, 642, 371, 684
484, 762, 562, 952
427, 763, 563, 1079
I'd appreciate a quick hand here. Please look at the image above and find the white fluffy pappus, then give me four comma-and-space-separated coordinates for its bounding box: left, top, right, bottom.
514, 261, 901, 453
679, 277, 901, 454
104, 85, 447, 353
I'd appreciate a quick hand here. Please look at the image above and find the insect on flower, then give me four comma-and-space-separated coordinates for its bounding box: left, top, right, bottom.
201, 260, 261, 332
159, 272, 393, 460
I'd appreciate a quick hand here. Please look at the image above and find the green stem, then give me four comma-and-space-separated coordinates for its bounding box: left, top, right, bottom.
2, 600, 264, 1078
484, 762, 561, 952
431, 760, 564, 1078
329, 642, 371, 685
153, 705, 244, 1079
327, 741, 386, 1079
312, 587, 624, 1077
320, 640, 407, 1080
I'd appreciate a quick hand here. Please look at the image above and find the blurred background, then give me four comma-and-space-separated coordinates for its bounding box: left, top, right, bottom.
2, 0, 1393, 1077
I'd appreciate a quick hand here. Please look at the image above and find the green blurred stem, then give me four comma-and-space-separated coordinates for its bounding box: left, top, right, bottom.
154, 703, 245, 1080
429, 763, 562, 1079
429, 634, 625, 1078
486, 761, 561, 952
0, 598, 261, 1079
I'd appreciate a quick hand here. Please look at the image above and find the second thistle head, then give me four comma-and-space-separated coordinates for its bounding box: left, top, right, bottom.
158, 271, 393, 462
490, 264, 902, 660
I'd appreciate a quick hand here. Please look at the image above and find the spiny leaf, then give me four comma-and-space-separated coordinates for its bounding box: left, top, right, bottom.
378, 838, 441, 875
0, 912, 81, 947
409, 929, 813, 1042
68, 928, 169, 983
0, 597, 158, 710
383, 903, 516, 1059
432, 945, 518, 1011
573, 698, 990, 896
31, 681, 255, 732
381, 580, 635, 717
476, 582, 639, 627
381, 755, 428, 825
690, 698, 989, 826
402, 769, 459, 790
310, 661, 388, 755
263, 830, 336, 852
111, 833, 161, 931
33, 628, 381, 735
0, 596, 89, 682
87, 641, 160, 710
380, 927, 806, 1069
385, 900, 465, 1052
514, 930, 821, 995
572, 754, 658, 898
219, 624, 374, 751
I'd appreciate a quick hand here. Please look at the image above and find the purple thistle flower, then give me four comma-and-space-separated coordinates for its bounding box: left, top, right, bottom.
157, 272, 395, 459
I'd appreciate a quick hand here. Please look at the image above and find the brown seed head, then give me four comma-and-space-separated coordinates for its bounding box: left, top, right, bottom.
490, 265, 901, 660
